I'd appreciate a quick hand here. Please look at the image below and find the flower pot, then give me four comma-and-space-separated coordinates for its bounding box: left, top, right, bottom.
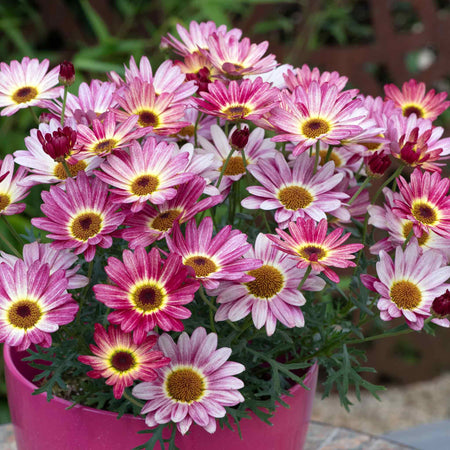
4, 344, 318, 450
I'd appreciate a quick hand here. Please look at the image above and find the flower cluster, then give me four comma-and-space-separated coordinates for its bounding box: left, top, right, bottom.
1, 19, 450, 446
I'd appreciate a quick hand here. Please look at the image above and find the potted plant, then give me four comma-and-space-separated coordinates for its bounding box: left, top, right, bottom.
1, 19, 450, 450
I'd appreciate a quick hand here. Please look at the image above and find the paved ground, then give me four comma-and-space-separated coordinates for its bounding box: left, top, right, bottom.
312, 372, 450, 449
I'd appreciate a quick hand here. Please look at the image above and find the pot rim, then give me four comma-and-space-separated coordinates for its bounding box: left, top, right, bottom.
3, 344, 318, 419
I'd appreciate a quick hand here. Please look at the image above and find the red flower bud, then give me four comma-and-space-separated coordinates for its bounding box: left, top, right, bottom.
37, 126, 77, 161
59, 61, 75, 86
365, 151, 391, 177
431, 290, 450, 318
230, 126, 250, 150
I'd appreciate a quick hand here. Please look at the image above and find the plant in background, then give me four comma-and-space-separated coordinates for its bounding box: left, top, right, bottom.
0, 19, 450, 449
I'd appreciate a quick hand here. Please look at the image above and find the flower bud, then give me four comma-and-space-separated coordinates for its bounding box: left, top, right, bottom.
431, 290, 450, 318
59, 61, 75, 86
230, 126, 250, 150
38, 126, 77, 161
365, 151, 391, 177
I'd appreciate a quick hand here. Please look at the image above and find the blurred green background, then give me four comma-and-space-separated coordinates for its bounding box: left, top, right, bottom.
1, 0, 450, 424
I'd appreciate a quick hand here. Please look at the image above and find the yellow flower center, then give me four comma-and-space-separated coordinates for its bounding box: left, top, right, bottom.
402, 221, 429, 246
7, 300, 42, 329
109, 350, 137, 374
246, 265, 284, 299
411, 201, 438, 226
221, 156, 246, 176
70, 212, 103, 241
12, 86, 38, 104
131, 175, 159, 196
301, 118, 330, 139
0, 193, 11, 212
131, 284, 166, 313
138, 110, 160, 128
93, 139, 118, 155
298, 245, 327, 261
278, 186, 313, 210
54, 161, 87, 180
184, 256, 217, 277
151, 209, 182, 232
166, 367, 205, 403
223, 105, 250, 121
402, 104, 424, 118
390, 280, 422, 310
179, 125, 195, 137
319, 150, 342, 167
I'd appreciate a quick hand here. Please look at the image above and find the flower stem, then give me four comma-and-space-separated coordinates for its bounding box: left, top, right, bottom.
1, 215, 24, 245
402, 228, 414, 250
371, 164, 404, 205
313, 141, 320, 174
0, 226, 21, 257
61, 159, 72, 179
346, 327, 413, 346
123, 389, 145, 409
61, 86, 68, 126
298, 266, 312, 290
215, 146, 234, 189
348, 177, 371, 206
28, 107, 39, 125
324, 146, 333, 163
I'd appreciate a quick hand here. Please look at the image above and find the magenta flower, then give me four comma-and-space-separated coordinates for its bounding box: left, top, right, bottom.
132, 327, 245, 435
269, 218, 364, 283
93, 247, 200, 344
0, 259, 78, 350
96, 138, 194, 213
0, 155, 30, 216
32, 172, 125, 262
167, 217, 262, 289
78, 324, 170, 399
394, 169, 450, 238
384, 79, 450, 121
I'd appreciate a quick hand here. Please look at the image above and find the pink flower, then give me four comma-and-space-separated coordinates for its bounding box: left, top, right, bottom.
167, 217, 262, 289
78, 324, 170, 399
0, 259, 78, 350
269, 218, 364, 283
132, 327, 245, 435
213, 234, 325, 335
93, 247, 200, 343
384, 79, 450, 121
0, 57, 61, 116
32, 172, 125, 262
0, 155, 30, 216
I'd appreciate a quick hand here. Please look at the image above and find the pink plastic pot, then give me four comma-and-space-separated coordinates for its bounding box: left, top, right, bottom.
4, 344, 318, 450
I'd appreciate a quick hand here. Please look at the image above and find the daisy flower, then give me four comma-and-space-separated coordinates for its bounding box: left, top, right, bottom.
246, 64, 293, 89
132, 327, 245, 435
386, 113, 450, 172
114, 79, 188, 135
195, 78, 279, 122
361, 243, 450, 330
268, 218, 364, 283
270, 82, 366, 155
197, 124, 278, 183
0, 259, 78, 351
284, 65, 350, 93
93, 247, 200, 344
121, 176, 223, 249
0, 242, 88, 290
206, 32, 277, 79
78, 324, 170, 399
213, 234, 325, 336
241, 152, 347, 229
368, 188, 450, 260
0, 155, 30, 216
174, 107, 216, 143
384, 79, 450, 121
0, 57, 61, 116
75, 112, 149, 158
14, 119, 102, 186
31, 172, 125, 262
394, 169, 450, 238
161, 21, 242, 56
96, 139, 194, 213
166, 217, 262, 290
